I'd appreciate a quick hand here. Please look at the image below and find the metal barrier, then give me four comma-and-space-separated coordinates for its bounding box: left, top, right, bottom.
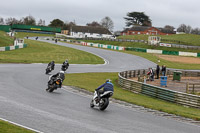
118, 70, 200, 109
186, 83, 200, 93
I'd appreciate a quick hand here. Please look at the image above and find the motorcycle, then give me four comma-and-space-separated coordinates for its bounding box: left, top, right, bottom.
90, 90, 113, 111
61, 64, 68, 71
46, 75, 63, 92
46, 65, 53, 74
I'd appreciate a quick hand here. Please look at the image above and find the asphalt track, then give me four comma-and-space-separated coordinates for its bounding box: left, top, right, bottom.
0, 39, 200, 133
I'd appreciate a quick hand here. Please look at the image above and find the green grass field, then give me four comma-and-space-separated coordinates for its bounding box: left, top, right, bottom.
63, 72, 200, 121
118, 34, 200, 46
0, 31, 14, 47
67, 40, 200, 70
0, 39, 104, 64
15, 32, 55, 38
123, 51, 200, 70
0, 120, 34, 133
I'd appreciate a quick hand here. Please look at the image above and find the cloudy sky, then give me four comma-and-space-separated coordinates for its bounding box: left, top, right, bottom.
0, 0, 200, 31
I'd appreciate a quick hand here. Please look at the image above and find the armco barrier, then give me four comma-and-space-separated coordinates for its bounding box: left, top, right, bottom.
118, 70, 200, 109
162, 50, 179, 55
0, 44, 27, 51
197, 53, 200, 57
80, 42, 125, 51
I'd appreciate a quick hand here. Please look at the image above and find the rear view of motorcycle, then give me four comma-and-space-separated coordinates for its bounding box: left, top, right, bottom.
61, 60, 69, 72
61, 63, 69, 71
61, 64, 68, 71
45, 65, 52, 74
46, 61, 55, 74
90, 91, 113, 111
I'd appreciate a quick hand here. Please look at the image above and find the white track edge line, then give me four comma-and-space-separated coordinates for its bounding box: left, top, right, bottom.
0, 117, 43, 133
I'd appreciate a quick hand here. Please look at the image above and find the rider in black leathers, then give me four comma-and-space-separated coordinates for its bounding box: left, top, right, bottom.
48, 61, 55, 70
62, 59, 69, 71
48, 71, 65, 89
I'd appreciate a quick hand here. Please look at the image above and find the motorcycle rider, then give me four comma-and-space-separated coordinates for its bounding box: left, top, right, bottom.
46, 71, 65, 91
52, 71, 65, 81
47, 61, 55, 70
62, 59, 69, 70
95, 79, 114, 102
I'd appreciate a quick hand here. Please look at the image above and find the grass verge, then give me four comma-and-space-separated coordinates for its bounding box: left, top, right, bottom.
0, 39, 104, 64
123, 50, 200, 70
66, 41, 200, 70
0, 31, 14, 47
82, 39, 200, 53
63, 72, 200, 121
15, 32, 55, 38
118, 34, 200, 46
0, 120, 34, 133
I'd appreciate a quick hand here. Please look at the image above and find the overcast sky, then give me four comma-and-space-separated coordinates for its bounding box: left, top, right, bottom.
1, 0, 200, 31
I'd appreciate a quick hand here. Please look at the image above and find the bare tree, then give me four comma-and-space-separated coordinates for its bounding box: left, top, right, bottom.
63, 21, 76, 30
191, 28, 200, 35
5, 17, 19, 25
86, 21, 101, 27
177, 24, 187, 33
100, 16, 114, 32
38, 19, 45, 26
177, 24, 192, 34
164, 25, 175, 32
0, 17, 4, 25
185, 25, 192, 34
21, 15, 36, 25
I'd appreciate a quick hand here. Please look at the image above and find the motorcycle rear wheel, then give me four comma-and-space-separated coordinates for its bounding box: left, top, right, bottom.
90, 100, 94, 108
99, 98, 109, 111
46, 69, 50, 74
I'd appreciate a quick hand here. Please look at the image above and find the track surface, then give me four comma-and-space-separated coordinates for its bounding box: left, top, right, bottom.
0, 39, 200, 133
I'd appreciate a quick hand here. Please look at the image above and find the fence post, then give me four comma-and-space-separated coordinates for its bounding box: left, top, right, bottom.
129, 71, 132, 78
193, 84, 195, 94
186, 82, 189, 93
133, 70, 136, 77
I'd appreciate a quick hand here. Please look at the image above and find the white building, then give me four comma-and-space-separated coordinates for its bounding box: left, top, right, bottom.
69, 26, 114, 39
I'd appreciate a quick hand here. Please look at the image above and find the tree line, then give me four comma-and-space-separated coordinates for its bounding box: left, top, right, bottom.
0, 15, 114, 32
0, 12, 200, 35
124, 11, 200, 35
0, 15, 45, 26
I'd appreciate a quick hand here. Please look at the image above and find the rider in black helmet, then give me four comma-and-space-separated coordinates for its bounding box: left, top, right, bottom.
48, 61, 55, 70
62, 59, 69, 70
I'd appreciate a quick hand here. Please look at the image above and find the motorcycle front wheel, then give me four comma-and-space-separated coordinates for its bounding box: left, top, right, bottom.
47, 87, 54, 92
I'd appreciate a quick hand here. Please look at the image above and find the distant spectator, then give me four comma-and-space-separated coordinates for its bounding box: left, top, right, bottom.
26, 35, 29, 39
55, 39, 57, 43
143, 75, 146, 83
161, 65, 166, 76
156, 65, 160, 79
147, 68, 154, 81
